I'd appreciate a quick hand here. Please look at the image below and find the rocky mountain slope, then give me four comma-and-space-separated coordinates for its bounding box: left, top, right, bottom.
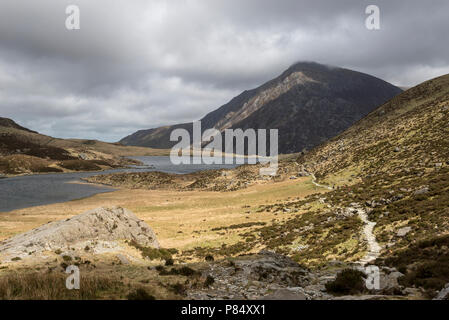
0, 117, 167, 175
283, 73, 449, 296
120, 62, 402, 154
298, 74, 449, 181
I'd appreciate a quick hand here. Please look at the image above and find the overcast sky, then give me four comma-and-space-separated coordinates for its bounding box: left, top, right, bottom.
1, 0, 448, 141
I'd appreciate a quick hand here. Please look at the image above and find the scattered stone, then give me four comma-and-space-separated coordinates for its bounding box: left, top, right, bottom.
390, 194, 404, 202
379, 270, 404, 291
396, 227, 412, 237
433, 283, 449, 300
261, 289, 307, 300
295, 245, 309, 252
187, 251, 310, 300
402, 287, 421, 296
116, 254, 130, 265
413, 187, 429, 195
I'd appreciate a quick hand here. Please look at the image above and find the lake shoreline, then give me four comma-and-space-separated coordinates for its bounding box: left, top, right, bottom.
0, 156, 243, 212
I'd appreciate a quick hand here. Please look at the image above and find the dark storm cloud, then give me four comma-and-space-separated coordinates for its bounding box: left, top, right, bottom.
0, 0, 448, 141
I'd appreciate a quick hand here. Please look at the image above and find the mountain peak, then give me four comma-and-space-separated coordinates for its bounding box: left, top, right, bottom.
120, 63, 402, 154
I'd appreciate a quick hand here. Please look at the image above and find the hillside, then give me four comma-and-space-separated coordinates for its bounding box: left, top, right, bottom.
0, 118, 169, 175
299, 73, 449, 182
0, 118, 37, 133
286, 74, 449, 294
120, 62, 402, 154
188, 73, 449, 297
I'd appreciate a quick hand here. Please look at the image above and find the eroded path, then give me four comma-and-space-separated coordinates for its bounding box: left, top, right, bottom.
310, 173, 333, 190
310, 174, 381, 265
356, 206, 381, 265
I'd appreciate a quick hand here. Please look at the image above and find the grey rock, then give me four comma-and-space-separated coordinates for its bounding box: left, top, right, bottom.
261, 289, 307, 300
334, 295, 391, 300
413, 187, 429, 195
396, 227, 412, 237
379, 270, 404, 291
433, 283, 449, 300
187, 251, 309, 300
0, 207, 159, 262
116, 254, 130, 265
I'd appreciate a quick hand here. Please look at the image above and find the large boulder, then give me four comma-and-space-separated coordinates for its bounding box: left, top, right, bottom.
0, 207, 159, 262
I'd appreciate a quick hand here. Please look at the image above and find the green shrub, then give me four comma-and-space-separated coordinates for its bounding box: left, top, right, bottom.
126, 288, 156, 300
169, 282, 186, 296
128, 241, 174, 261
325, 269, 366, 296
58, 160, 101, 171
158, 266, 200, 277
204, 275, 215, 287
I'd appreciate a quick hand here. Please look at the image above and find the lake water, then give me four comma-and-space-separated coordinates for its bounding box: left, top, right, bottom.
0, 156, 241, 212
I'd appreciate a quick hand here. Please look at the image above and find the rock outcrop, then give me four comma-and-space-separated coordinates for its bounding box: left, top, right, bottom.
434, 283, 449, 300
188, 251, 334, 300
0, 207, 159, 262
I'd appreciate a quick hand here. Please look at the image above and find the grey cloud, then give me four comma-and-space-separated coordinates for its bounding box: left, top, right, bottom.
0, 0, 448, 141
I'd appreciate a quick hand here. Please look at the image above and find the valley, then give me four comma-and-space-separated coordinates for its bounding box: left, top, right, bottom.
0, 69, 448, 301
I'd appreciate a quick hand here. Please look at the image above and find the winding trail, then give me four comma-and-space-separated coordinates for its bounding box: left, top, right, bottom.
310, 173, 381, 265
356, 206, 381, 265
310, 173, 333, 190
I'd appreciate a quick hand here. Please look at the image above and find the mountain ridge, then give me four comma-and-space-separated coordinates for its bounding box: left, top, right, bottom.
120, 62, 402, 154
0, 117, 167, 175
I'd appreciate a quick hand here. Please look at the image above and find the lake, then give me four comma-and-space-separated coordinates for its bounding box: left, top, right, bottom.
0, 156, 242, 212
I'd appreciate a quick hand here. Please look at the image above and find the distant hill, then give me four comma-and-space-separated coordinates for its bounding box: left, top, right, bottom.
0, 117, 168, 175
0, 117, 37, 134
120, 62, 402, 154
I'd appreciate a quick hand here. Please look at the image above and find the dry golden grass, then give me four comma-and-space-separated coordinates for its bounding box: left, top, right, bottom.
0, 272, 120, 300
0, 261, 190, 300
0, 176, 322, 254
